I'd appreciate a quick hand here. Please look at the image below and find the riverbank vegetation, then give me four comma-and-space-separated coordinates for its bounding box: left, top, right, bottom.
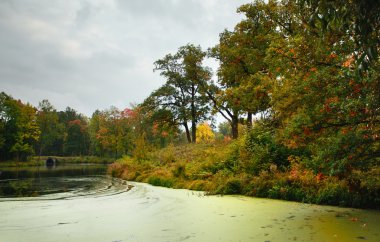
108, 123, 380, 209
1, 1, 379, 207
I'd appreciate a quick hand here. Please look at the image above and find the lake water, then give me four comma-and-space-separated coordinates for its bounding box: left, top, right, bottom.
0, 165, 379, 242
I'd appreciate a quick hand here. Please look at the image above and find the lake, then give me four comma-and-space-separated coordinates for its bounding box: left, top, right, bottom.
0, 164, 379, 242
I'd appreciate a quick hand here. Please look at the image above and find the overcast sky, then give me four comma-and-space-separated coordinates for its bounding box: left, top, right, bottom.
0, 0, 248, 116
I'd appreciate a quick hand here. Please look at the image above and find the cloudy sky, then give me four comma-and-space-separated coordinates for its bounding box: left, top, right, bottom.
0, 0, 248, 116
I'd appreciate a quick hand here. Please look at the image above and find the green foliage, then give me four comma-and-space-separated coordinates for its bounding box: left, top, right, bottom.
234, 0, 380, 178
133, 133, 150, 162
217, 121, 231, 138
222, 179, 243, 194
172, 163, 186, 178
299, 0, 380, 70
99, 107, 129, 157
36, 100, 64, 156
147, 176, 174, 188
0, 92, 40, 161
151, 44, 212, 143
224, 122, 293, 175
108, 142, 380, 208
58, 107, 90, 157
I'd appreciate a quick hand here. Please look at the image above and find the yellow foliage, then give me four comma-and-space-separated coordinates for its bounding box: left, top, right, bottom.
196, 122, 215, 143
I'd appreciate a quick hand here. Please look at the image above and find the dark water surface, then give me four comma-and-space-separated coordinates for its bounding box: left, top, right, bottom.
0, 164, 128, 200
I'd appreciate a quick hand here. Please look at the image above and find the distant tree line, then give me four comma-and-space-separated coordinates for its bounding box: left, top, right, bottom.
0, 93, 184, 161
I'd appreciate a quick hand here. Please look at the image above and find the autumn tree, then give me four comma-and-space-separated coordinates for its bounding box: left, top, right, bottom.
217, 121, 232, 138
59, 107, 89, 156
153, 44, 212, 143
207, 2, 273, 138
246, 0, 380, 177
88, 110, 103, 156
298, 0, 380, 71
0, 92, 40, 161
36, 100, 64, 156
196, 122, 215, 143
143, 83, 192, 142
91, 107, 133, 158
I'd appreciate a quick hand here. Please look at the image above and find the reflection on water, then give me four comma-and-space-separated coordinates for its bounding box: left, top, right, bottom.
0, 164, 129, 199
0, 164, 107, 180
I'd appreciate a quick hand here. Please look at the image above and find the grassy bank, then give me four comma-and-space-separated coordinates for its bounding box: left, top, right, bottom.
0, 156, 115, 167
109, 142, 380, 209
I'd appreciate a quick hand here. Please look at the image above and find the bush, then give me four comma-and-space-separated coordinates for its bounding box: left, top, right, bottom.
147, 176, 174, 188
172, 163, 186, 178
246, 127, 290, 169
227, 122, 293, 175
157, 143, 176, 164
223, 179, 243, 194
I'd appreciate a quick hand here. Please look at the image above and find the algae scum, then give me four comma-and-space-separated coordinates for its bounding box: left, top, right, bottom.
0, 165, 379, 242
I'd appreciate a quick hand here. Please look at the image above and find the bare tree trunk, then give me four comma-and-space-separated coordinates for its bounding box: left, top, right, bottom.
247, 112, 252, 130
191, 84, 197, 143
231, 115, 239, 139
191, 119, 196, 143
183, 122, 192, 143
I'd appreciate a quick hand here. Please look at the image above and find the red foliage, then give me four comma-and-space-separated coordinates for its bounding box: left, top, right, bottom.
316, 173, 325, 182
303, 127, 312, 136
68, 119, 81, 126
122, 108, 136, 118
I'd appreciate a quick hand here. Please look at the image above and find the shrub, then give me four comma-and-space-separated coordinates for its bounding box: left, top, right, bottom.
223, 179, 243, 194
315, 181, 350, 206
148, 176, 174, 188
172, 163, 186, 178
157, 143, 176, 164
230, 122, 293, 175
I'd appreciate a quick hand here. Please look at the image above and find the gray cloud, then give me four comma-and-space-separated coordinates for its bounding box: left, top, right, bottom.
0, 0, 247, 116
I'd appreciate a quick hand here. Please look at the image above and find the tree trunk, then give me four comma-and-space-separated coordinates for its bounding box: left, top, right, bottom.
191, 119, 196, 143
247, 112, 252, 130
231, 115, 239, 139
191, 83, 197, 143
183, 122, 192, 143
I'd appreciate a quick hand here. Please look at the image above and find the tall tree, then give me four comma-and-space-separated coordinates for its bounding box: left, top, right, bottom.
59, 107, 89, 156
36, 100, 64, 156
250, 0, 380, 177
89, 110, 103, 156
0, 93, 40, 161
93, 107, 133, 158
207, 2, 273, 138
153, 44, 211, 143
298, 0, 380, 71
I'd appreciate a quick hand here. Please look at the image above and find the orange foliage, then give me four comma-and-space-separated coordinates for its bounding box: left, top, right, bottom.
68, 119, 81, 126
152, 122, 159, 135
310, 67, 317, 72
316, 173, 325, 182
328, 53, 338, 59
161, 131, 169, 137
342, 55, 355, 67
326, 97, 339, 104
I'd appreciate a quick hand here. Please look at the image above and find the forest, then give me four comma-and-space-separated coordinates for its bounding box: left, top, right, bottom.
1, 0, 379, 207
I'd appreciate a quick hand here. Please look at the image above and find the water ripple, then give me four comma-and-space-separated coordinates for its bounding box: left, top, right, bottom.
0, 176, 132, 201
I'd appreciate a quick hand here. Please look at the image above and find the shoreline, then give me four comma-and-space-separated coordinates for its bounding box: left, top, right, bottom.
107, 143, 380, 210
